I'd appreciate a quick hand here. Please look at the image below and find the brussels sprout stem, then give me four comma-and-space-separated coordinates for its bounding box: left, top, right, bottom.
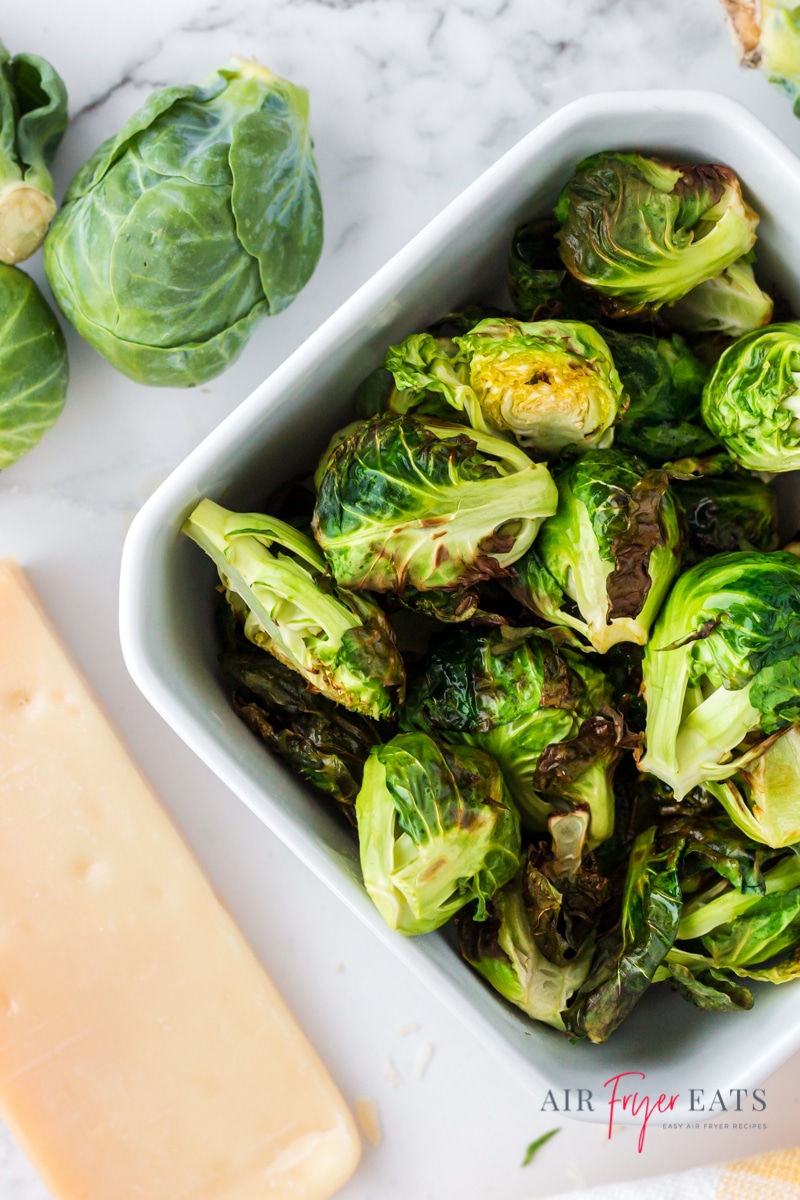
0, 182, 55, 264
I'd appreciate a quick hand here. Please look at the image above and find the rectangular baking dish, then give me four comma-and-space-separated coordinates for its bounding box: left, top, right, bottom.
119, 92, 800, 1122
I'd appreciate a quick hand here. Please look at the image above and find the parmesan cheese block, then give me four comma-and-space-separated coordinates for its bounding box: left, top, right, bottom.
0, 561, 360, 1200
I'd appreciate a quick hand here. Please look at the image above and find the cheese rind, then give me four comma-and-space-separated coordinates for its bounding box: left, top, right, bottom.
0, 561, 360, 1200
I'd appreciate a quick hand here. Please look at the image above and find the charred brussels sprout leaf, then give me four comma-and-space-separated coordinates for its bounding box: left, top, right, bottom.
666, 254, 773, 337
458, 846, 607, 1029
313, 414, 557, 595
640, 551, 800, 799
356, 732, 521, 935
402, 625, 623, 847
0, 263, 68, 468
555, 152, 759, 317
44, 58, 322, 387
603, 328, 716, 463
218, 606, 381, 819
701, 322, 800, 471
563, 826, 684, 1043
0, 41, 67, 263
183, 499, 405, 720
508, 449, 683, 652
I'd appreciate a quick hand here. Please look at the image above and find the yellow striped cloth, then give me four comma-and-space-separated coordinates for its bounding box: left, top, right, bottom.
544, 1150, 800, 1199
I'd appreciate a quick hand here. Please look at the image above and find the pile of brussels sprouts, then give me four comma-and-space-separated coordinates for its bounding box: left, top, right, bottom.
186, 150, 800, 1044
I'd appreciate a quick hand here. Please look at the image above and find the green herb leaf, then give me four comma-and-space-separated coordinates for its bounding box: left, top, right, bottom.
521, 1128, 560, 1167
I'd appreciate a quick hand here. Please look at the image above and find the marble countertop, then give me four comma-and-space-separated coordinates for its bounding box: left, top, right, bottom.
3, 2, 800, 1197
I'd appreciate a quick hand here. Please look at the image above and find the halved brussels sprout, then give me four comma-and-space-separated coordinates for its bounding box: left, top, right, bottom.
555, 152, 759, 317
313, 414, 557, 594
508, 449, 683, 653
183, 499, 405, 720
356, 732, 521, 935
701, 322, 800, 470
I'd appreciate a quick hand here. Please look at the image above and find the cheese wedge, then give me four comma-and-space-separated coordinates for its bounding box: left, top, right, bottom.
0, 561, 360, 1200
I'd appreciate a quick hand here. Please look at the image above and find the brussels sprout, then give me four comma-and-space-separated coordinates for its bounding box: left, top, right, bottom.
640, 551, 800, 799
356, 732, 521, 935
664, 840, 800, 996
605, 328, 715, 463
381, 333, 479, 424
44, 58, 322, 387
458, 846, 606, 1029
183, 499, 405, 720
0, 41, 67, 263
401, 625, 624, 847
508, 449, 683, 652
0, 263, 68, 468
385, 319, 624, 455
563, 826, 684, 1043
705, 725, 800, 848
555, 152, 759, 317
218, 608, 381, 819
701, 322, 800, 471
722, 0, 800, 113
666, 255, 773, 337
508, 219, 574, 320
312, 414, 557, 595
671, 467, 778, 564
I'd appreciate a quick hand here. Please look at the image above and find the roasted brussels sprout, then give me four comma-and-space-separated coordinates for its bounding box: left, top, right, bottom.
0, 41, 67, 263
508, 449, 683, 652
508, 218, 595, 321
701, 322, 800, 470
458, 845, 607, 1029
640, 551, 800, 799
605, 328, 715, 463
313, 414, 557, 595
356, 732, 521, 935
664, 837, 800, 996
705, 725, 800, 848
402, 625, 624, 846
666, 255, 773, 337
219, 609, 381, 819
382, 333, 480, 424
45, 58, 322, 387
385, 318, 624, 455
555, 152, 759, 317
563, 826, 684, 1043
671, 465, 778, 564
0, 263, 68, 468
183, 499, 405, 720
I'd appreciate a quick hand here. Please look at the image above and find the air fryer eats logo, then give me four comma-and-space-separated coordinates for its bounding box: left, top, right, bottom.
541, 1073, 767, 1152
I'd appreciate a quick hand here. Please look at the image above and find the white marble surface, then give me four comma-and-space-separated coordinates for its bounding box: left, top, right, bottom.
3, 2, 800, 1198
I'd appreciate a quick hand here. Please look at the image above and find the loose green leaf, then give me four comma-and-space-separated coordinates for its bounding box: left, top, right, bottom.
521, 1128, 561, 1167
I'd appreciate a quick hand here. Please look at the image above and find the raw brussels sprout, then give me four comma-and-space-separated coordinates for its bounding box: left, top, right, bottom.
44, 58, 322, 387
0, 41, 67, 263
640, 551, 800, 799
722, 0, 800, 113
508, 449, 683, 652
402, 625, 623, 847
701, 322, 800, 470
183, 499, 405, 720
0, 263, 68, 468
356, 732, 521, 935
563, 826, 684, 1043
605, 328, 715, 463
385, 318, 624, 454
312, 414, 557, 595
705, 725, 800, 849
555, 152, 759, 317
458, 846, 606, 1030
666, 255, 773, 337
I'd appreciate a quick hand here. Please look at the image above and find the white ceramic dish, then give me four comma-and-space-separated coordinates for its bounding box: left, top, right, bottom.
119, 92, 800, 1123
